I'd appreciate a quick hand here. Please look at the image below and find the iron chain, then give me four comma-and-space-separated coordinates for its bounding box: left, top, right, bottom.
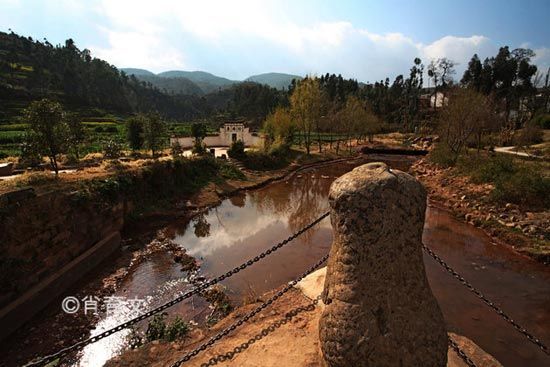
199, 296, 321, 366
448, 336, 477, 367
171, 254, 329, 366
423, 244, 550, 356
24, 212, 330, 367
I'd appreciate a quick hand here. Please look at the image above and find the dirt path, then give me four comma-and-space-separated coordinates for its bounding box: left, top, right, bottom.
493, 146, 542, 159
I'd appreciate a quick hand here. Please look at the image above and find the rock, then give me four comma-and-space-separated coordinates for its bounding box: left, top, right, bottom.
0, 162, 14, 176
319, 162, 447, 367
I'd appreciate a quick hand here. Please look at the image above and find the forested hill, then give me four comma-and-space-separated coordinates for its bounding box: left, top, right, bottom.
0, 31, 228, 120
122, 69, 238, 94
245, 73, 302, 90
123, 69, 302, 92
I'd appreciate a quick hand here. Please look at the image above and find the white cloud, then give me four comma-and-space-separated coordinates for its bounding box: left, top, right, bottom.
88, 0, 547, 81
422, 35, 495, 63
90, 28, 186, 70
533, 47, 550, 73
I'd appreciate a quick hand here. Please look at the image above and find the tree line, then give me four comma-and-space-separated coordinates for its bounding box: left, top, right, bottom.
0, 31, 287, 123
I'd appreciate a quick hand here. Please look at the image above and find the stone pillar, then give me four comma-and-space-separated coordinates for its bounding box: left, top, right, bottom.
319, 162, 447, 367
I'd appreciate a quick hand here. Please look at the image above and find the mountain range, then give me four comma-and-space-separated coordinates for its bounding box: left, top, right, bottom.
121, 68, 301, 95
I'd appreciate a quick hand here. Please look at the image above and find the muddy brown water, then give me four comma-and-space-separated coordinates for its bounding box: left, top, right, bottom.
11, 156, 550, 367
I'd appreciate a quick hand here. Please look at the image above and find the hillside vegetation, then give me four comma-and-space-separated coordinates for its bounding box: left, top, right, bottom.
246, 72, 302, 90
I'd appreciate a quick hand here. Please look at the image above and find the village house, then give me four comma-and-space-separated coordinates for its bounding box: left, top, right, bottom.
170, 121, 263, 148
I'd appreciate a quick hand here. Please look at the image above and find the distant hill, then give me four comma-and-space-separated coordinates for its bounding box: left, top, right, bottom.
157, 71, 237, 93
120, 68, 155, 76
245, 72, 302, 90
122, 69, 238, 94
136, 75, 204, 96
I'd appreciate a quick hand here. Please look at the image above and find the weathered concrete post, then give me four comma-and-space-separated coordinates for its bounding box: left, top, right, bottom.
319, 162, 447, 366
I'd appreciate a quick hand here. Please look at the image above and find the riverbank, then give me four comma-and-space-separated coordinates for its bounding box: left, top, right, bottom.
1, 152, 362, 367
411, 157, 550, 264
105, 267, 502, 367
9, 152, 548, 366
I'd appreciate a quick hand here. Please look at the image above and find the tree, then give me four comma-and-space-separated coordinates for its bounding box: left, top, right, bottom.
290, 77, 326, 154
337, 96, 381, 151
437, 89, 494, 162
428, 58, 456, 109
461, 54, 483, 90
126, 115, 145, 151
66, 113, 86, 160
191, 122, 207, 155
24, 99, 68, 174
403, 58, 424, 129
263, 107, 296, 149
143, 112, 166, 158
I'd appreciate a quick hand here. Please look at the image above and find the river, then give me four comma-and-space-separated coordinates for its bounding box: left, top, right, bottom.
9, 156, 550, 367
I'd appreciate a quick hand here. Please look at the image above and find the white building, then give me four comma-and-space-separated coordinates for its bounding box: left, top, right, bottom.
170, 122, 263, 148
430, 92, 448, 108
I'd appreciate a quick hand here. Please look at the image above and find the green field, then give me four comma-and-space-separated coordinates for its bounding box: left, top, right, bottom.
0, 118, 222, 158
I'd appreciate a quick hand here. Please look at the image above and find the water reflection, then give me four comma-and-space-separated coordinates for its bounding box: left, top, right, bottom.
193, 214, 211, 238
72, 156, 549, 367
168, 164, 354, 300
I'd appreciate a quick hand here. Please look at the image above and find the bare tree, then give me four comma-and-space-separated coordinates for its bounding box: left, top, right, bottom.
428, 58, 457, 109
438, 89, 494, 162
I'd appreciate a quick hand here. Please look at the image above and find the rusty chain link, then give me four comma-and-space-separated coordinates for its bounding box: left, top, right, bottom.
423, 244, 550, 356
448, 336, 477, 367
171, 254, 329, 366
24, 212, 330, 367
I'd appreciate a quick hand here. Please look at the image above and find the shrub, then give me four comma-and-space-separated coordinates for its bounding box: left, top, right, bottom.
64, 153, 79, 166
458, 154, 550, 209
102, 139, 122, 159
191, 140, 206, 155
14, 171, 56, 187
126, 116, 145, 151
104, 126, 118, 133
267, 141, 290, 158
242, 150, 288, 170
515, 125, 543, 147
428, 143, 456, 167
145, 314, 166, 342
227, 140, 245, 159
170, 141, 184, 158
218, 161, 246, 180
19, 139, 42, 167
493, 168, 550, 209
145, 314, 189, 342
94, 126, 104, 133
465, 155, 516, 184
530, 113, 550, 129
165, 317, 189, 342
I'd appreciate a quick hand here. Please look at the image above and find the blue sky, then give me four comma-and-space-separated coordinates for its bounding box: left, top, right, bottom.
1, 0, 549, 83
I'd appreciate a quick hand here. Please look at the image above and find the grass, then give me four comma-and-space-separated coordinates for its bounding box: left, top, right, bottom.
217, 161, 246, 180
432, 146, 550, 209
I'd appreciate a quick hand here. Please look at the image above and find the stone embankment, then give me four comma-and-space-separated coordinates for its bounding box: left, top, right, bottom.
411, 158, 549, 263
